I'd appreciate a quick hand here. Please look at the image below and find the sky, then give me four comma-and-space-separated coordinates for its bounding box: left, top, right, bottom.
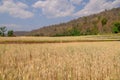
0, 0, 120, 31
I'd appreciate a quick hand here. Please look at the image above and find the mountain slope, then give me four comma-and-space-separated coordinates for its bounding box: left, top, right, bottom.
22, 7, 120, 36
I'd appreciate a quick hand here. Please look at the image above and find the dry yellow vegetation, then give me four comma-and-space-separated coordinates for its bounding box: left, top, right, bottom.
0, 42, 120, 80
0, 34, 120, 43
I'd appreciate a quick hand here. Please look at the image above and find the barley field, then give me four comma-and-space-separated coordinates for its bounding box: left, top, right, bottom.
0, 41, 120, 80
0, 34, 120, 43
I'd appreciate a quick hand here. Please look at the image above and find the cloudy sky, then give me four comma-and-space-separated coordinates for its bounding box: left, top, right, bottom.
0, 0, 120, 31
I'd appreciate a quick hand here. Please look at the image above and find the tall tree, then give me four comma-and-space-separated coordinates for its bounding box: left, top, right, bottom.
0, 26, 7, 36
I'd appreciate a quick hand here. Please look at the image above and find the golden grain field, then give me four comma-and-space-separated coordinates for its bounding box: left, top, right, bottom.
0, 34, 120, 43
0, 42, 120, 80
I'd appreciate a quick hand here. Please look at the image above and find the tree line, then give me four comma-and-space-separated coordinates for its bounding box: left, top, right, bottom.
0, 26, 14, 37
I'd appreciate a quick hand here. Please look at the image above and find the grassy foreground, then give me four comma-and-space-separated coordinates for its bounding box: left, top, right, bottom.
0, 42, 120, 80
0, 34, 120, 43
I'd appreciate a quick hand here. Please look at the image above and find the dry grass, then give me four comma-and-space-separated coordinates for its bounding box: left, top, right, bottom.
0, 34, 120, 43
0, 42, 120, 80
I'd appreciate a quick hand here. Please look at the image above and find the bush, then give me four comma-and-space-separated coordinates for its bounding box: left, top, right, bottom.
68, 27, 81, 36
7, 30, 14, 37
54, 27, 81, 36
112, 22, 120, 33
54, 33, 65, 37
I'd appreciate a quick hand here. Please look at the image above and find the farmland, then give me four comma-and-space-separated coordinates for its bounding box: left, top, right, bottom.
0, 34, 120, 44
0, 35, 120, 80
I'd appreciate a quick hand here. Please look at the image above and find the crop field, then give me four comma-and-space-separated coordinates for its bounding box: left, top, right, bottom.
0, 34, 120, 43
0, 40, 120, 80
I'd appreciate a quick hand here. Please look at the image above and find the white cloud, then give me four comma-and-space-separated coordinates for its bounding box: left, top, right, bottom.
0, 0, 34, 19
33, 0, 120, 18
1, 0, 119, 19
33, 0, 75, 18
0, 24, 19, 28
74, 0, 120, 17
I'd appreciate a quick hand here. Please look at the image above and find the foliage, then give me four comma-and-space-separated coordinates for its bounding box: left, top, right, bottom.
0, 31, 1, 36
0, 26, 7, 36
101, 18, 108, 26
68, 27, 81, 36
7, 30, 14, 37
54, 33, 65, 37
112, 22, 120, 33
54, 27, 81, 36
0, 26, 14, 37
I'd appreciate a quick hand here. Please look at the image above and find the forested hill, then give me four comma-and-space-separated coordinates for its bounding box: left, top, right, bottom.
22, 7, 120, 36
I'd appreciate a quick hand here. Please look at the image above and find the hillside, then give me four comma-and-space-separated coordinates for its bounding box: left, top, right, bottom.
19, 7, 120, 36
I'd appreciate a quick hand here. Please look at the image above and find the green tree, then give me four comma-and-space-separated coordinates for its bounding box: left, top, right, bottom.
70, 28, 81, 36
54, 27, 81, 36
0, 26, 7, 36
0, 31, 1, 36
7, 30, 14, 37
112, 22, 120, 33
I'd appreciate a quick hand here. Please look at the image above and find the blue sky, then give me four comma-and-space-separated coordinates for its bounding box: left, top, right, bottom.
0, 0, 120, 31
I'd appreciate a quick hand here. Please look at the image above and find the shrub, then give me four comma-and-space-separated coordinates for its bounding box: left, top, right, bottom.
54, 27, 81, 36
68, 27, 81, 36
7, 30, 14, 37
112, 22, 120, 33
